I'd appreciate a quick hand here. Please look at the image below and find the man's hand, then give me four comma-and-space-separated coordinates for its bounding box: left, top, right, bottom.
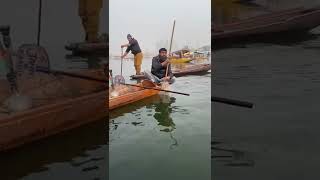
121, 55, 125, 59
161, 76, 170, 81
161, 59, 170, 66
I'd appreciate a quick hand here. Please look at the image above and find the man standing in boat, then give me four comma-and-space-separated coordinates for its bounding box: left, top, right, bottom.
121, 34, 143, 75
149, 48, 174, 83
79, 0, 103, 42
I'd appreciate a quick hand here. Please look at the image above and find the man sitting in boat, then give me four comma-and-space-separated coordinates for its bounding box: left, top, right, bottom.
148, 48, 174, 84
121, 34, 143, 75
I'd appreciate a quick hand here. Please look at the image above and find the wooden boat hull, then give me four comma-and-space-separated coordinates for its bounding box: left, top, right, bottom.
130, 63, 211, 79
109, 81, 161, 110
213, 7, 320, 41
174, 64, 211, 77
0, 90, 107, 152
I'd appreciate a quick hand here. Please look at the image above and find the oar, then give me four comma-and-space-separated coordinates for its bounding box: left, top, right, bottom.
36, 68, 108, 83
212, 96, 254, 108
120, 82, 189, 96
36, 67, 189, 96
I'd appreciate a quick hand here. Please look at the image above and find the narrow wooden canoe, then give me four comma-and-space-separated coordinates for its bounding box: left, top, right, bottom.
213, 7, 320, 41
0, 70, 108, 152
109, 80, 162, 110
130, 63, 211, 79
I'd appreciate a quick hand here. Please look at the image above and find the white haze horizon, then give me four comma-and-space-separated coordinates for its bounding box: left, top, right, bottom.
109, 0, 211, 56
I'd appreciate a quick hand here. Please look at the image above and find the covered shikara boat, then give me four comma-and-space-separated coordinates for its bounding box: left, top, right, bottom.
169, 57, 192, 63
109, 80, 163, 110
213, 6, 320, 41
169, 48, 193, 63
0, 70, 108, 152
130, 63, 211, 79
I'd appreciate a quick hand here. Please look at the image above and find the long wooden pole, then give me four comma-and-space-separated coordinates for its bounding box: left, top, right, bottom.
36, 67, 190, 96
169, 19, 176, 54
120, 48, 123, 76
37, 68, 107, 82
166, 19, 176, 77
120, 82, 189, 96
211, 96, 254, 108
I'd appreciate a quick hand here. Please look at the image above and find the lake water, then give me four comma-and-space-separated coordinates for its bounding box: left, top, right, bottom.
212, 0, 320, 179
109, 56, 211, 180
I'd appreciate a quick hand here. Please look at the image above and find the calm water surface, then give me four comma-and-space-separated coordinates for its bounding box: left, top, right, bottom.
213, 0, 320, 179
109, 57, 211, 180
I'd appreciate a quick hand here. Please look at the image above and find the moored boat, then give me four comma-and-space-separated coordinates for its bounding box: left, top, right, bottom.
173, 63, 211, 77
130, 63, 211, 79
213, 7, 320, 42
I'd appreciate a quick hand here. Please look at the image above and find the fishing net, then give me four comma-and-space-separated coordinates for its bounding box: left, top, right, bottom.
16, 44, 50, 76
13, 44, 68, 98
113, 75, 125, 86
1, 43, 107, 113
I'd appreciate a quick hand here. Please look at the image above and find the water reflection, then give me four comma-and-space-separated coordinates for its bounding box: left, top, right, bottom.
148, 94, 176, 132
149, 94, 179, 149
212, 141, 254, 167
109, 95, 160, 120
109, 93, 192, 149
0, 119, 107, 180
109, 94, 178, 130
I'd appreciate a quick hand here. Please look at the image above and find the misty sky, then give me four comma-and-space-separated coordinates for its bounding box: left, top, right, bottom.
109, 0, 211, 55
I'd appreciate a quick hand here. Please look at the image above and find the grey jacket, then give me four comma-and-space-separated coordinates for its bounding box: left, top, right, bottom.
151, 55, 173, 79
125, 39, 141, 55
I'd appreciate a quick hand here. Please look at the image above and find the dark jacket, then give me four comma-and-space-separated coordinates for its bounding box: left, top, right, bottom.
151, 55, 173, 79
125, 39, 141, 55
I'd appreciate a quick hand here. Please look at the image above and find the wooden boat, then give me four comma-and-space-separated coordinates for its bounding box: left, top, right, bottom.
0, 69, 108, 152
213, 7, 320, 41
109, 80, 162, 110
130, 63, 211, 79
173, 63, 211, 77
